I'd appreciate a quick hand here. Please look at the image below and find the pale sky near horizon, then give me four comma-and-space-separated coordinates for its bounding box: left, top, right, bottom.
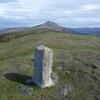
0, 0, 100, 28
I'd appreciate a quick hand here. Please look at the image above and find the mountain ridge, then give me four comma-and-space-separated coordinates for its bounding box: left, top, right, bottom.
72, 28, 100, 35
0, 21, 100, 36
0, 21, 75, 35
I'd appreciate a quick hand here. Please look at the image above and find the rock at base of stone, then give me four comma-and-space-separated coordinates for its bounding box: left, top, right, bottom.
33, 78, 54, 88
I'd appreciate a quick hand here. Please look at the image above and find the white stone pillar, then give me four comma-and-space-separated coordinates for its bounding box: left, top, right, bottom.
33, 45, 54, 88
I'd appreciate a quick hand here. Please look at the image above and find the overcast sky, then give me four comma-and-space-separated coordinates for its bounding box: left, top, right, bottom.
0, 0, 100, 28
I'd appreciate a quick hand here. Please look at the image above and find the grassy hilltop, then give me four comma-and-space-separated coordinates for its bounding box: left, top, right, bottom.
0, 28, 100, 100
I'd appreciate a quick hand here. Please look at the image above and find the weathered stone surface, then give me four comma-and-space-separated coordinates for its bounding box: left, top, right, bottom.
33, 45, 54, 88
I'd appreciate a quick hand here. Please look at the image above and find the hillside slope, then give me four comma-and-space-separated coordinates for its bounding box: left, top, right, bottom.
0, 30, 100, 100
0, 21, 76, 42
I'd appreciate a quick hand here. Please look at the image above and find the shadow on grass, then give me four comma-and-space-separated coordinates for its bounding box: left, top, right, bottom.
4, 73, 37, 86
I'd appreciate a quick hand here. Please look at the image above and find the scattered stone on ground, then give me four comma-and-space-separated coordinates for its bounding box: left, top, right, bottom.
90, 64, 98, 69
16, 84, 33, 96
65, 70, 70, 75
61, 84, 72, 96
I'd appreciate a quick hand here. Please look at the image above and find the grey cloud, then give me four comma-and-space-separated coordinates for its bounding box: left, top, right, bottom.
0, 0, 17, 3
0, 0, 100, 28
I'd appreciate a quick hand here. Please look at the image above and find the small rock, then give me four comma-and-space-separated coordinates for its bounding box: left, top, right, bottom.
94, 95, 100, 100
65, 71, 70, 74
61, 84, 72, 96
91, 75, 98, 81
90, 64, 98, 69
17, 84, 33, 96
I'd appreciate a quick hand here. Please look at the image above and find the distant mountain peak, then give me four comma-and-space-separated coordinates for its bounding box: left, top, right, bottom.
43, 21, 58, 26
45, 21, 53, 23
33, 21, 75, 34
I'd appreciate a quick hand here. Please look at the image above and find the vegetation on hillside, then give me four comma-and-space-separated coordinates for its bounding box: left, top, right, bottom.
0, 30, 100, 100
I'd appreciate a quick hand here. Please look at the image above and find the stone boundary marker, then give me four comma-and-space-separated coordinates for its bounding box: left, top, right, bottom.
33, 45, 54, 88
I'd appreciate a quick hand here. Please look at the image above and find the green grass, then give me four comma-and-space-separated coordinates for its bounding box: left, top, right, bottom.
0, 30, 100, 100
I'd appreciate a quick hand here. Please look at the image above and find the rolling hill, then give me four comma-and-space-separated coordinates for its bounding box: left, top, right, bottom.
0, 27, 30, 35
0, 22, 100, 100
0, 21, 76, 42
1, 21, 100, 38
